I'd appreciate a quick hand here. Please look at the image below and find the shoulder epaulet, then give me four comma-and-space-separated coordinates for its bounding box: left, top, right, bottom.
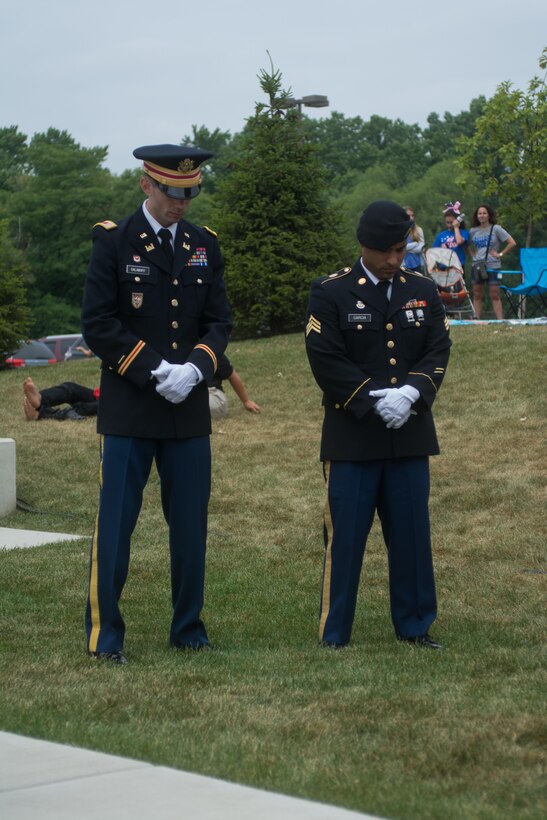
320, 267, 352, 285
203, 225, 218, 237
401, 267, 425, 278
93, 220, 118, 231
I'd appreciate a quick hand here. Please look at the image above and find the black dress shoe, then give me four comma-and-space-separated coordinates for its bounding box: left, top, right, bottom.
399, 633, 445, 650
89, 650, 128, 664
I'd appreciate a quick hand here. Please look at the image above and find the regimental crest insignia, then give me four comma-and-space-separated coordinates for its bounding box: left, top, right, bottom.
178, 158, 195, 172
132, 292, 143, 309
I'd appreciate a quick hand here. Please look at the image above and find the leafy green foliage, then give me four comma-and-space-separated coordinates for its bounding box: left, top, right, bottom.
333, 160, 484, 262
457, 54, 547, 247
0, 57, 544, 341
181, 124, 237, 195
422, 97, 487, 165
0, 220, 30, 357
6, 129, 112, 334
214, 63, 343, 337
0, 125, 28, 194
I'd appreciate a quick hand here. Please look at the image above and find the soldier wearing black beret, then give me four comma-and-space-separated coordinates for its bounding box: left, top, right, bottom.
305, 200, 451, 650
82, 144, 232, 663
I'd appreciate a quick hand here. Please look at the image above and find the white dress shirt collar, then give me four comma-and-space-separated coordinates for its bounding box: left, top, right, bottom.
142, 202, 177, 242
360, 257, 393, 297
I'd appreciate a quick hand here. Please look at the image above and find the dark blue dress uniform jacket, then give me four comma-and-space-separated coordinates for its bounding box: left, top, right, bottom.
305, 262, 451, 461
82, 208, 232, 439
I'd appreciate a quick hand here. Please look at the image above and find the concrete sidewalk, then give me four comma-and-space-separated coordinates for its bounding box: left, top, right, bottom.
0, 732, 377, 820
0, 527, 85, 550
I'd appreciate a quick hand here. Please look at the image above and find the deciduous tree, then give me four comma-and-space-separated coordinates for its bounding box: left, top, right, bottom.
0, 220, 30, 359
456, 51, 547, 247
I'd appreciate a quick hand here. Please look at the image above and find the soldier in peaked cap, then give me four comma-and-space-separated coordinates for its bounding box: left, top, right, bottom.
82, 144, 232, 663
305, 200, 451, 650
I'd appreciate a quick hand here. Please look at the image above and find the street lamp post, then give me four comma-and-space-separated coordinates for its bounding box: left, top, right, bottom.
282, 94, 329, 117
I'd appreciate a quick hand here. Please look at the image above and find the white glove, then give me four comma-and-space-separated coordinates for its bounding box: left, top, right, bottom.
151, 359, 174, 383
370, 385, 419, 429
151, 360, 202, 404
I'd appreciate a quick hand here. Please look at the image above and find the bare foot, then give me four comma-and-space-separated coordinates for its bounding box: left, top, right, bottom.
23, 377, 42, 410
23, 397, 39, 421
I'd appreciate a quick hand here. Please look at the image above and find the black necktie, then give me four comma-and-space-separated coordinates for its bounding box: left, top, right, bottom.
377, 279, 391, 307
158, 228, 173, 267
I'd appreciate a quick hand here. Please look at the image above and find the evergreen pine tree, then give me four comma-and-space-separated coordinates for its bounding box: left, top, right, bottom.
214, 61, 343, 337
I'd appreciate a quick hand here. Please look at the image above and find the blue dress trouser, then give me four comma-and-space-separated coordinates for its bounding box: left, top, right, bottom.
320, 457, 437, 646
86, 434, 211, 653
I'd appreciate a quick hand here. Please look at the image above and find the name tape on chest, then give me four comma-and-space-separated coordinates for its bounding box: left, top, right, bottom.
126, 265, 150, 276
348, 313, 372, 323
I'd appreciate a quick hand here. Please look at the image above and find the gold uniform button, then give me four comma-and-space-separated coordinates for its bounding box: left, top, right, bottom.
390, 377, 398, 384
197, 278, 203, 284
173, 279, 179, 286
390, 358, 397, 365
358, 277, 366, 285
357, 324, 363, 330
171, 299, 178, 307
171, 342, 178, 350
387, 340, 395, 348
134, 276, 141, 282
335, 403, 341, 409
415, 321, 421, 327
386, 323, 393, 331
171, 321, 178, 329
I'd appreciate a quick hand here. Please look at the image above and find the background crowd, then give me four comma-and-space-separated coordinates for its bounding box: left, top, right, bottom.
404, 201, 516, 319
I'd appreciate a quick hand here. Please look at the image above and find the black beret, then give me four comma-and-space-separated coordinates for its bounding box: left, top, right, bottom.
133, 144, 214, 200
356, 200, 413, 250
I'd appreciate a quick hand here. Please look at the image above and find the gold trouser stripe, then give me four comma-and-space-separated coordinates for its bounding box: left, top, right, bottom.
344, 377, 371, 410
319, 461, 334, 639
88, 435, 104, 652
118, 340, 145, 375
408, 371, 437, 391
195, 343, 217, 372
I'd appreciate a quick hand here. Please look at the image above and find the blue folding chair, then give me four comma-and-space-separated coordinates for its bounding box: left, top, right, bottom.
500, 248, 547, 318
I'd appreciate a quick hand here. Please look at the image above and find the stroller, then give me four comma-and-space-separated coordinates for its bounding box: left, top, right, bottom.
425, 248, 476, 319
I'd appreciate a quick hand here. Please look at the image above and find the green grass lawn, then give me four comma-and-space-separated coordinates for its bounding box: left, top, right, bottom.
0, 326, 545, 819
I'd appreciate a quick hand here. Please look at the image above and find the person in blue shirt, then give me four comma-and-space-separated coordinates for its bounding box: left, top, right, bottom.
432, 202, 469, 270
403, 206, 425, 272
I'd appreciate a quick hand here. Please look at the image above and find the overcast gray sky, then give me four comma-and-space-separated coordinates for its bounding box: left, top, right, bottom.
2, 0, 545, 174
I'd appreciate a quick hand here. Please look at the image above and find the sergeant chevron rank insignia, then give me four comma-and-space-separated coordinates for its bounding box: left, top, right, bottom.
306, 315, 321, 336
